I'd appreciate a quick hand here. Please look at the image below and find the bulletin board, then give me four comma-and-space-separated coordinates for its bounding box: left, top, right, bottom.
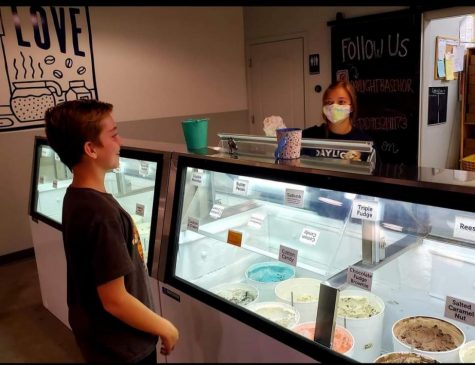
434, 36, 460, 80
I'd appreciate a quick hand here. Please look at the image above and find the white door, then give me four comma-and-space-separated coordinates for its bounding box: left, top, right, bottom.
248, 38, 305, 135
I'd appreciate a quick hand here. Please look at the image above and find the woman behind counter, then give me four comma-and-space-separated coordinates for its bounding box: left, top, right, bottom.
303, 80, 370, 141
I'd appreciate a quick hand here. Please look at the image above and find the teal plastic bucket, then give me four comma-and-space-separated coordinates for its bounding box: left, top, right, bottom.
182, 118, 208, 150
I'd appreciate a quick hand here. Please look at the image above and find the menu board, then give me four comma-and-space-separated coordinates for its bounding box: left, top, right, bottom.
330, 10, 421, 166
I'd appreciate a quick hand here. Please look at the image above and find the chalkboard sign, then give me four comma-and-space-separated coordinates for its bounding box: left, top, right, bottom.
330, 10, 421, 166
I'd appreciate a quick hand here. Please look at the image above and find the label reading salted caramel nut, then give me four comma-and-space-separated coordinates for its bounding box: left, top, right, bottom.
445, 295, 475, 326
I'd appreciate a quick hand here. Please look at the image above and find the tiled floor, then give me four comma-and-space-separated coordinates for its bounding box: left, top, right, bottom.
0, 256, 84, 363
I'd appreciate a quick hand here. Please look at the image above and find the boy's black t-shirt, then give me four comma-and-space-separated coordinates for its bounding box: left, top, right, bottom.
62, 186, 157, 363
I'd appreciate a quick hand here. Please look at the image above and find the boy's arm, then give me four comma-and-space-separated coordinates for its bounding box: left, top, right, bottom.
97, 276, 179, 355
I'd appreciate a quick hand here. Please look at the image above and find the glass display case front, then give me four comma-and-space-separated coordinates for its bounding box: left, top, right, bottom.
29, 136, 165, 270
161, 152, 475, 363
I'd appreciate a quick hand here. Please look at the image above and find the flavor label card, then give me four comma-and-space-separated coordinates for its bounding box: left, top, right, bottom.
299, 228, 320, 246
139, 161, 150, 177
187, 217, 199, 232
41, 148, 52, 158
453, 216, 475, 242
248, 213, 265, 229
351, 200, 379, 221
444, 296, 475, 326
279, 245, 298, 266
135, 203, 145, 217
233, 179, 249, 196
227, 229, 242, 247
346, 265, 373, 291
285, 188, 304, 208
191, 171, 205, 186
209, 204, 225, 219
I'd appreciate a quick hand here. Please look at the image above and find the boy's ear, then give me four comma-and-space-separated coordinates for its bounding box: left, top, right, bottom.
84, 141, 97, 159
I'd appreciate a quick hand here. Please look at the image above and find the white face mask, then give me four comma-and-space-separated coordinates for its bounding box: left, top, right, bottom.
323, 104, 351, 124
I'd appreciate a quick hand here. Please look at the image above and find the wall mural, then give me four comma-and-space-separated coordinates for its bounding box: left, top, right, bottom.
0, 6, 97, 131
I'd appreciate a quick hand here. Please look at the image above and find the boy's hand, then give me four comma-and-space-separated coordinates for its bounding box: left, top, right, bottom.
159, 320, 179, 356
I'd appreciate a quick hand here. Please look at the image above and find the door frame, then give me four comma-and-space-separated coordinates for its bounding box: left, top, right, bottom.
245, 32, 307, 134
420, 6, 475, 168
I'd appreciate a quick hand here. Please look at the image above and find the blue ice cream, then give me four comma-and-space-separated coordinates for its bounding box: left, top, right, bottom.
247, 262, 295, 283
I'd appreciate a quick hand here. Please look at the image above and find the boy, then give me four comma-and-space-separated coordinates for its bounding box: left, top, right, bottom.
44, 100, 179, 363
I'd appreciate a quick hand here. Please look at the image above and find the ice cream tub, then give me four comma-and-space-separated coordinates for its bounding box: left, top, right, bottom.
392, 315, 465, 363
374, 352, 439, 363
459, 340, 475, 363
245, 261, 295, 301
292, 322, 355, 357
210, 282, 258, 307
247, 301, 300, 329
275, 277, 321, 323
336, 289, 385, 363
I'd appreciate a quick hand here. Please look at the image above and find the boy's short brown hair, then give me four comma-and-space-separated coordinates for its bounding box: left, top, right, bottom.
45, 100, 113, 170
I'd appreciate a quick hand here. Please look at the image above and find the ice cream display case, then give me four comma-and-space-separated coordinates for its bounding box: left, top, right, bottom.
29, 136, 168, 271
158, 151, 475, 363
28, 135, 173, 329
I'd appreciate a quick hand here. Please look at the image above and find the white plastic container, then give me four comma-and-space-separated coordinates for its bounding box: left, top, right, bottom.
392, 316, 465, 363
292, 322, 355, 357
336, 289, 385, 363
245, 261, 295, 301
209, 282, 259, 307
459, 340, 475, 363
374, 352, 439, 363
247, 301, 300, 329
274, 277, 321, 323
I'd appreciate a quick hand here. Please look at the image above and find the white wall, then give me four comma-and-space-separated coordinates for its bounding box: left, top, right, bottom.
0, 6, 248, 256
243, 6, 405, 128
89, 7, 247, 122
